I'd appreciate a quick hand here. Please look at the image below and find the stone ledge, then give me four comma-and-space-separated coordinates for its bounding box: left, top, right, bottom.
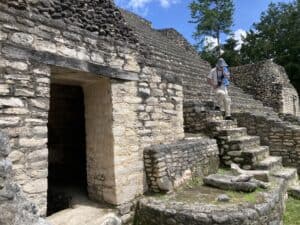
1, 42, 139, 81
135, 177, 287, 225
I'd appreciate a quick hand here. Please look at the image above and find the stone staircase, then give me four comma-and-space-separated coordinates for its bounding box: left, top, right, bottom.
204, 109, 300, 193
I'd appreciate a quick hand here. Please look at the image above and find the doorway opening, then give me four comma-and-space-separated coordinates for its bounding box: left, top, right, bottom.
47, 84, 87, 216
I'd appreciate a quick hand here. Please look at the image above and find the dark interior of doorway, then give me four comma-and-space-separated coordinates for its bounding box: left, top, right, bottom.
47, 84, 87, 216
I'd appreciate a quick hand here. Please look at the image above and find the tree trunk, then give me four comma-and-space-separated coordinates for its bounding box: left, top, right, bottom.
217, 30, 221, 57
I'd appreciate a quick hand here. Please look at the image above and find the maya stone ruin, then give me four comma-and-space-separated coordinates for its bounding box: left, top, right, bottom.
0, 1, 300, 225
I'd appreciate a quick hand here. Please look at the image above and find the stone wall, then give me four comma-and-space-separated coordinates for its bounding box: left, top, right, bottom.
135, 178, 287, 225
233, 112, 300, 172
157, 28, 198, 54
0, 3, 141, 81
183, 101, 217, 133
144, 138, 219, 192
3, 0, 137, 43
0, 131, 50, 225
231, 60, 299, 115
0, 1, 186, 220
120, 9, 212, 102
0, 56, 50, 216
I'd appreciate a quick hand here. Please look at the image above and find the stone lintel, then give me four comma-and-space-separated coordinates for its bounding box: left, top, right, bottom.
1, 42, 139, 81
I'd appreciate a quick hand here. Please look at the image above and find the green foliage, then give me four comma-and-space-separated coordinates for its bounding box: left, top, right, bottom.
189, 0, 234, 55
284, 197, 300, 225
240, 1, 300, 82
222, 38, 242, 66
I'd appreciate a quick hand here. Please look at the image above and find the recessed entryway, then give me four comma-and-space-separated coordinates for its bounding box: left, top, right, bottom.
46, 66, 118, 223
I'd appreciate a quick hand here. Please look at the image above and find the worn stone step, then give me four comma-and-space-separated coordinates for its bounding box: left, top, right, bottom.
288, 185, 300, 199
205, 111, 224, 121
227, 136, 261, 150
255, 156, 282, 171
242, 146, 270, 164
271, 167, 299, 186
219, 127, 247, 138
209, 120, 238, 130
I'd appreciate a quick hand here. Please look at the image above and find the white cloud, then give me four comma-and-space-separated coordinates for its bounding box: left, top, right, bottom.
203, 36, 218, 50
231, 29, 247, 51
116, 0, 179, 11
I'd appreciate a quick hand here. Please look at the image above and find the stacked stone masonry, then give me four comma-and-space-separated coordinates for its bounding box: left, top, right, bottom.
3, 0, 138, 43
144, 138, 219, 192
231, 60, 299, 115
135, 178, 288, 225
0, 1, 186, 222
0, 131, 50, 225
1, 1, 300, 225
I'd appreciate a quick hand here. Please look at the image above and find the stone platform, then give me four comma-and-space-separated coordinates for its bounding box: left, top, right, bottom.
135, 176, 287, 225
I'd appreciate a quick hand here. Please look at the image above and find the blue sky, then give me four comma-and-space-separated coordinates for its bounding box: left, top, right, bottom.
115, 0, 294, 46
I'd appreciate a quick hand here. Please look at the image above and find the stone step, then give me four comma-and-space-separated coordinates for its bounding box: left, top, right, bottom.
254, 156, 282, 171
205, 111, 224, 121
227, 136, 261, 150
219, 127, 247, 138
271, 167, 299, 186
242, 146, 270, 164
209, 120, 238, 130
288, 185, 300, 199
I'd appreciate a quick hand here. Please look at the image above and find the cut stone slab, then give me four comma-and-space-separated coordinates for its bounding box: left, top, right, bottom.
254, 156, 282, 171
231, 163, 270, 182
288, 186, 300, 200
271, 167, 298, 186
203, 174, 257, 192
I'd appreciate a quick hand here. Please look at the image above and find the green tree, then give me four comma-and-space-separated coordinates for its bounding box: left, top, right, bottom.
189, 0, 234, 56
222, 37, 242, 66
240, 1, 300, 82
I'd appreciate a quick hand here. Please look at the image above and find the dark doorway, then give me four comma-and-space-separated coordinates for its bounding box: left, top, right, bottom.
47, 84, 87, 216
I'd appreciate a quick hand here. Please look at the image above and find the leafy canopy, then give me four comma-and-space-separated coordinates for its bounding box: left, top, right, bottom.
189, 0, 234, 54
240, 0, 300, 81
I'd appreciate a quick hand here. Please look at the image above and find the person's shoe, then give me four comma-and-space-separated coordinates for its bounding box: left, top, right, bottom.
225, 116, 233, 120
214, 106, 221, 111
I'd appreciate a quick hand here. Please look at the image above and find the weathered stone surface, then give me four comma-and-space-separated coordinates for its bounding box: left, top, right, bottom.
144, 138, 219, 192
135, 177, 287, 225
288, 186, 300, 200
232, 60, 299, 115
203, 174, 258, 192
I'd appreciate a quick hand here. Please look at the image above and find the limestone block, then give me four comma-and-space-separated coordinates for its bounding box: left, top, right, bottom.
0, 117, 20, 126
36, 78, 50, 84
34, 39, 56, 54
15, 88, 35, 97
7, 61, 28, 71
30, 99, 49, 110
33, 126, 47, 135
0, 32, 7, 41
56, 44, 77, 58
108, 56, 124, 69
9, 151, 24, 163
76, 47, 90, 61
23, 179, 47, 194
11, 32, 34, 46
91, 51, 104, 64
0, 84, 10, 95
33, 67, 50, 76
27, 149, 48, 163
124, 55, 140, 73
19, 138, 47, 147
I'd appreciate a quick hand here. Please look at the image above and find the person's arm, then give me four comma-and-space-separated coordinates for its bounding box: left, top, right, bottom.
207, 69, 217, 89
207, 78, 216, 88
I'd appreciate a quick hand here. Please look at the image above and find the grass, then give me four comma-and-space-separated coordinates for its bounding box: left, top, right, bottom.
225, 188, 265, 204
284, 197, 300, 225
